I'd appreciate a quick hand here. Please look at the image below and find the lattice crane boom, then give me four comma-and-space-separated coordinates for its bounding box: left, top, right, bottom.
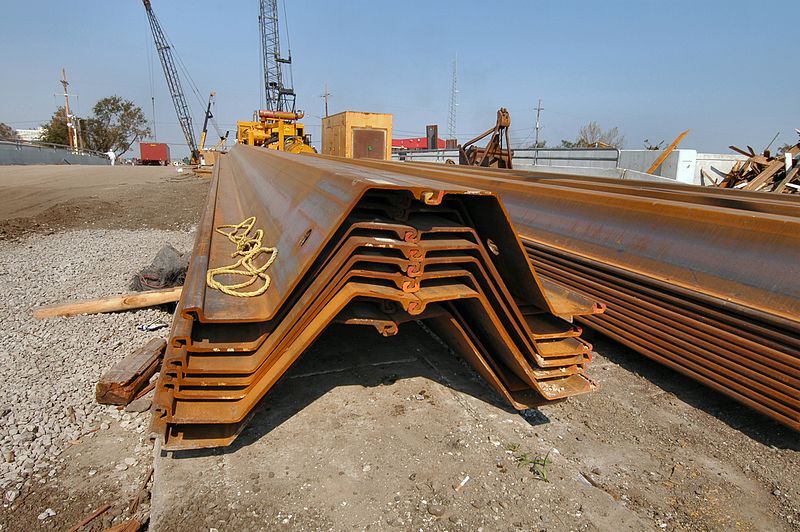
142, 0, 199, 163
259, 0, 295, 112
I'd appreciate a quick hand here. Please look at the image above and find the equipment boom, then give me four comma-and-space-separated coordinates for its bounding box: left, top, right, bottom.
259, 0, 295, 112
142, 0, 199, 163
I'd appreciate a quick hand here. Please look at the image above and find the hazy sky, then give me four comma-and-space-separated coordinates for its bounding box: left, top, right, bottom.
1, 1, 797, 158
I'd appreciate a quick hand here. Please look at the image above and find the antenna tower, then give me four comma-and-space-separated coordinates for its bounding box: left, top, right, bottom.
447, 58, 458, 143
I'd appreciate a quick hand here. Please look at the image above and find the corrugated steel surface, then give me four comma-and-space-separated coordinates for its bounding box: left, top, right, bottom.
152, 145, 602, 450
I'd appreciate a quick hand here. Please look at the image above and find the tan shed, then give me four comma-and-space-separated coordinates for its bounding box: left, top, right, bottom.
321, 111, 393, 160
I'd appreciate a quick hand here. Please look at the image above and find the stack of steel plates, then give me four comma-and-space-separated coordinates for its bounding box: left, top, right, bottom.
338, 157, 800, 431
152, 145, 601, 450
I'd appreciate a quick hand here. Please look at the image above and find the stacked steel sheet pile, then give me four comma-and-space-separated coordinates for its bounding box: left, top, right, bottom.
330, 157, 800, 431
152, 145, 601, 450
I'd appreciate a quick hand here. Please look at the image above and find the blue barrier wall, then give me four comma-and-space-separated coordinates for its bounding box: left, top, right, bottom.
0, 141, 110, 165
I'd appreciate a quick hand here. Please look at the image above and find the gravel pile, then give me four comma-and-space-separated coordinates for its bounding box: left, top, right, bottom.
0, 228, 194, 494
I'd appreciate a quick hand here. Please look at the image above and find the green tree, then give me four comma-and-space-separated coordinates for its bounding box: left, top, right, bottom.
41, 107, 70, 145
561, 121, 625, 148
84, 96, 150, 156
0, 123, 17, 141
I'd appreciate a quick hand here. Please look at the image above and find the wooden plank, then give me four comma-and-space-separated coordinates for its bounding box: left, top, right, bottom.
773, 165, 800, 193
646, 129, 690, 175
744, 146, 800, 191
749, 155, 771, 166
743, 158, 785, 191
96, 338, 166, 405
103, 520, 141, 532
700, 168, 719, 186
729, 145, 753, 157
33, 287, 182, 319
66, 504, 112, 532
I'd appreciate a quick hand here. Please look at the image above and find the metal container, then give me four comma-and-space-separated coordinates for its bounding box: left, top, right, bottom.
321, 111, 392, 160
140, 142, 170, 165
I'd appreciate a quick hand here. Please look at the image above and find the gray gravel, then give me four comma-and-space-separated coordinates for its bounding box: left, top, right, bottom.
0, 228, 194, 492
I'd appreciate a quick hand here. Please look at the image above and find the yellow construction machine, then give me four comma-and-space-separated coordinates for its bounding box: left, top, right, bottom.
236, 0, 316, 154
236, 110, 315, 154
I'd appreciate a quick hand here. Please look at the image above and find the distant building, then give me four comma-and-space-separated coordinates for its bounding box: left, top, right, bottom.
15, 128, 45, 142
392, 137, 446, 151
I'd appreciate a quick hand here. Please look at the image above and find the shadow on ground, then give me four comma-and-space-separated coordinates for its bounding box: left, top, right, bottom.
167, 322, 550, 459
582, 328, 798, 450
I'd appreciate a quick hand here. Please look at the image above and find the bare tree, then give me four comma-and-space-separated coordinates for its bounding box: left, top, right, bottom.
561, 122, 625, 148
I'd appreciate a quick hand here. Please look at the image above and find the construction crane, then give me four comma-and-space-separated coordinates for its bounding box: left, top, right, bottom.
260, 0, 294, 113
143, 0, 212, 165
197, 91, 228, 169
236, 0, 315, 153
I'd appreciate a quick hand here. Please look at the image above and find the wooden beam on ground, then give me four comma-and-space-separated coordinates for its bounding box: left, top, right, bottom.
33, 287, 182, 319
646, 129, 690, 175
96, 338, 166, 406
773, 165, 800, 193
66, 503, 112, 532
103, 520, 142, 532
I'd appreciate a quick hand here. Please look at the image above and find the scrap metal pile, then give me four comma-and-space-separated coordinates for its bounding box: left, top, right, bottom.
718, 142, 800, 193
152, 145, 601, 450
317, 158, 800, 432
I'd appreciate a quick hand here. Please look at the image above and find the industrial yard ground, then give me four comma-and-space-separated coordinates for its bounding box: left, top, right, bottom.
0, 166, 797, 531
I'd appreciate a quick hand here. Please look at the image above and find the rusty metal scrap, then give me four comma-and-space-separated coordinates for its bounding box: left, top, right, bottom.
343, 157, 799, 430
152, 145, 601, 450
458, 108, 513, 169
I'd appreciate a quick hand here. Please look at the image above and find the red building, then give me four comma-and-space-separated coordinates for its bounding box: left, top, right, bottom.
392, 137, 446, 150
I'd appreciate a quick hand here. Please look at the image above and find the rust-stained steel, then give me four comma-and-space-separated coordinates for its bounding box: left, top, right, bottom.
152, 145, 600, 449
334, 156, 799, 431
458, 108, 513, 169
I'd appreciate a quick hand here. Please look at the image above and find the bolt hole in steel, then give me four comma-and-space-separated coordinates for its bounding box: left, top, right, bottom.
299, 228, 312, 246
486, 239, 500, 256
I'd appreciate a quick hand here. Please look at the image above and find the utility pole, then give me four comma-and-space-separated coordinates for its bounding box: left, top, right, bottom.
60, 68, 78, 151
151, 96, 157, 141
321, 82, 330, 117
533, 99, 544, 166
534, 99, 544, 147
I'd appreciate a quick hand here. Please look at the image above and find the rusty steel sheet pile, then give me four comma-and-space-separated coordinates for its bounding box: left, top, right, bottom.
152, 145, 601, 450
323, 156, 800, 431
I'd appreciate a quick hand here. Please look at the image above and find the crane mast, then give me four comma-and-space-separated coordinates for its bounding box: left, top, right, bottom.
259, 0, 295, 112
142, 0, 199, 163
236, 0, 314, 154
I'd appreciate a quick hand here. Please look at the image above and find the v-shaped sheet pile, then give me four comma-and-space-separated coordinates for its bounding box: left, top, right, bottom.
152, 144, 600, 450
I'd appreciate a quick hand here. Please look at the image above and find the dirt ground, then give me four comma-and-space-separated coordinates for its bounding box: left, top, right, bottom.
0, 164, 797, 531
0, 165, 206, 239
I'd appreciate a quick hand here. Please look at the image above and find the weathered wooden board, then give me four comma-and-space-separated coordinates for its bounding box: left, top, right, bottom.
33, 287, 182, 319
96, 338, 166, 405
